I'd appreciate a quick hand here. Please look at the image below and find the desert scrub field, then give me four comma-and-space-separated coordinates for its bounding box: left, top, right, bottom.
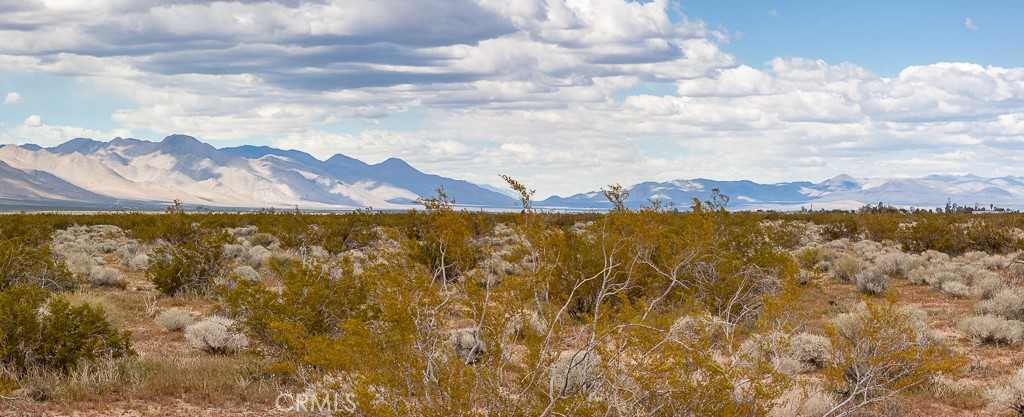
4, 197, 1024, 416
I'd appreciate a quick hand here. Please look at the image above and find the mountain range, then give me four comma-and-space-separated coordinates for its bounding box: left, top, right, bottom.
1, 135, 1022, 211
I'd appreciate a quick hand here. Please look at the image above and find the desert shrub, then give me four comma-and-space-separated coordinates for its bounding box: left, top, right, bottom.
832, 255, 863, 283
825, 301, 961, 410
987, 367, 1024, 416
248, 232, 277, 248
449, 327, 487, 364
156, 308, 195, 332
222, 244, 247, 260
0, 285, 133, 373
977, 288, 1024, 320
221, 259, 370, 353
855, 267, 889, 295
63, 250, 97, 276
0, 239, 76, 291
88, 266, 124, 288
873, 251, 913, 277
185, 316, 248, 354
789, 332, 832, 371
940, 280, 972, 298
768, 384, 837, 417
246, 245, 272, 268
231, 265, 261, 282
147, 231, 227, 295
973, 275, 1005, 299
128, 253, 149, 272
958, 315, 1024, 345
549, 349, 602, 397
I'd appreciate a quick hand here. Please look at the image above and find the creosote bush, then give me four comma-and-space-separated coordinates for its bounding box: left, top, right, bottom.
825, 300, 962, 410
147, 231, 227, 295
0, 285, 133, 373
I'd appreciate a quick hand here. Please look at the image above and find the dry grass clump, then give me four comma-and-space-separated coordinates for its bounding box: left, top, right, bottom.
185, 316, 248, 354
959, 314, 1024, 345
156, 307, 195, 332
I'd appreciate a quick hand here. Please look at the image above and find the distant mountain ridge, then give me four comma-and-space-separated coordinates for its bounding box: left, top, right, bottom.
0, 135, 515, 210
2, 135, 1023, 211
536, 175, 1024, 210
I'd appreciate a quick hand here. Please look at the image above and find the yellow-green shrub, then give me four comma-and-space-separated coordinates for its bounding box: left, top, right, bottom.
0, 285, 133, 373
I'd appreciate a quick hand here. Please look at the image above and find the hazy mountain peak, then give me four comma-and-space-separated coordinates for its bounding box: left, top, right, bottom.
48, 138, 107, 155
0, 134, 515, 210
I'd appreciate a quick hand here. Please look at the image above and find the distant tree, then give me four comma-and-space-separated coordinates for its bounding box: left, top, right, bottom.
501, 174, 535, 214
602, 183, 630, 211
418, 186, 454, 212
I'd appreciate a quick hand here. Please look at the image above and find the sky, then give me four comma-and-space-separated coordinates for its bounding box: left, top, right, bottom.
1, 0, 1023, 197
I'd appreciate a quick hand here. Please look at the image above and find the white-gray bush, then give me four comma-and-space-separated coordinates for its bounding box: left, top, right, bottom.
789, 333, 832, 371
768, 385, 837, 417
231, 265, 261, 282
449, 327, 487, 364
939, 280, 972, 298
973, 275, 1006, 299
549, 349, 601, 397
977, 288, 1024, 320
987, 367, 1024, 415
832, 255, 862, 283
873, 251, 913, 277
156, 308, 195, 332
88, 266, 124, 287
958, 315, 1024, 345
128, 253, 150, 272
64, 251, 97, 276
246, 245, 272, 268
185, 316, 249, 354
222, 244, 247, 261
855, 267, 889, 295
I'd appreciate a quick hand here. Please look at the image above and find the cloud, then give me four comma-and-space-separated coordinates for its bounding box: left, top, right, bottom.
964, 17, 978, 31
1, 116, 131, 146
2, 91, 18, 104
1, 1, 1023, 197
